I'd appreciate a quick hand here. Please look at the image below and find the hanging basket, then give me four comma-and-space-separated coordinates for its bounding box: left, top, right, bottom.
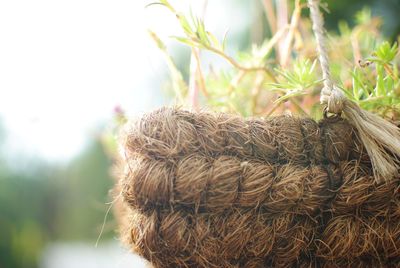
115, 107, 400, 267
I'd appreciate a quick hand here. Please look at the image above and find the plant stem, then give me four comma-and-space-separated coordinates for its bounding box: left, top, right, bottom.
228, 70, 246, 94
280, 0, 301, 67
251, 71, 266, 114
276, 0, 288, 64
188, 0, 209, 109
290, 98, 308, 115
262, 0, 277, 35
265, 101, 281, 116
189, 48, 201, 109
202, 43, 272, 74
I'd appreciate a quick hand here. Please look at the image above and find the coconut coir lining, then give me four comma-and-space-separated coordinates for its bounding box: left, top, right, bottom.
115, 107, 400, 267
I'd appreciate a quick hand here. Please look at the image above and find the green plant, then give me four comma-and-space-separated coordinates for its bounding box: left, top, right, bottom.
343, 41, 400, 117
147, 1, 399, 120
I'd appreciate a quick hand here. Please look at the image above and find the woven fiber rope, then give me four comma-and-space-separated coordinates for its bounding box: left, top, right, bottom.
115, 107, 400, 267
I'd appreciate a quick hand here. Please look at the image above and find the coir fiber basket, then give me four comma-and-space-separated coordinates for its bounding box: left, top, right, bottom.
114, 107, 400, 268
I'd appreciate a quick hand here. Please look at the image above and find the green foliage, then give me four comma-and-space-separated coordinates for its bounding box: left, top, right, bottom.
371, 41, 398, 64
149, 2, 400, 120
269, 60, 322, 104
54, 141, 114, 241
148, 30, 188, 103
344, 41, 400, 116
0, 140, 114, 268
153, 0, 228, 53
0, 175, 48, 268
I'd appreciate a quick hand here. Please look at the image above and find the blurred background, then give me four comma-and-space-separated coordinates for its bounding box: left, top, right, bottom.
0, 0, 399, 267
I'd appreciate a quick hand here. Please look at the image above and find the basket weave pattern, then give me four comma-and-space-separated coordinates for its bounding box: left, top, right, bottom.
116, 107, 400, 267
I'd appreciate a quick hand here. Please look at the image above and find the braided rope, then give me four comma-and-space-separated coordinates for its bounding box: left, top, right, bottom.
117, 107, 400, 267
308, 0, 345, 114
307, 0, 400, 182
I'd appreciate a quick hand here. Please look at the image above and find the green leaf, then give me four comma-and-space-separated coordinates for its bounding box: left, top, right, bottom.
355, 7, 372, 25
171, 36, 199, 47
194, 18, 209, 45
222, 30, 229, 51
275, 90, 307, 103
207, 31, 223, 51
177, 13, 194, 36
375, 64, 385, 96
369, 41, 398, 64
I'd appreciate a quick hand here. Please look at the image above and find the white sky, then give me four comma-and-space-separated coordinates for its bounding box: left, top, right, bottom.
0, 0, 249, 163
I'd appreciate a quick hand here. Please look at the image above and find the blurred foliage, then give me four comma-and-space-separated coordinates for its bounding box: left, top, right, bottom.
0, 135, 114, 268
325, 0, 400, 40
151, 0, 400, 120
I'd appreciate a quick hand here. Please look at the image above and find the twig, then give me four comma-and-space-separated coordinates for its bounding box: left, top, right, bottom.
290, 98, 308, 115
256, 25, 290, 61
265, 100, 281, 116
280, 0, 302, 67
351, 28, 362, 65
276, 0, 289, 64
188, 48, 201, 109
202, 43, 273, 74
228, 70, 246, 94
262, 0, 277, 35
251, 71, 266, 114
148, 30, 187, 103
188, 0, 209, 108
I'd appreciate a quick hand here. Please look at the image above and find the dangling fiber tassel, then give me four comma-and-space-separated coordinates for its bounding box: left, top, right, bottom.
343, 102, 400, 182
308, 0, 400, 183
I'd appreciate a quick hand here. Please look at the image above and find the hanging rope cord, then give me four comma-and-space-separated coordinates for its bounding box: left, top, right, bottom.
308, 0, 400, 183
308, 0, 343, 113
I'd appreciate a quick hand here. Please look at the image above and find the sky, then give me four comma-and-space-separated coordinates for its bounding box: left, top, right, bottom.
0, 0, 248, 163
0, 0, 170, 162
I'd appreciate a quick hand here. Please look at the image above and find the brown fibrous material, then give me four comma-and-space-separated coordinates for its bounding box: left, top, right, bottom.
115, 107, 400, 267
